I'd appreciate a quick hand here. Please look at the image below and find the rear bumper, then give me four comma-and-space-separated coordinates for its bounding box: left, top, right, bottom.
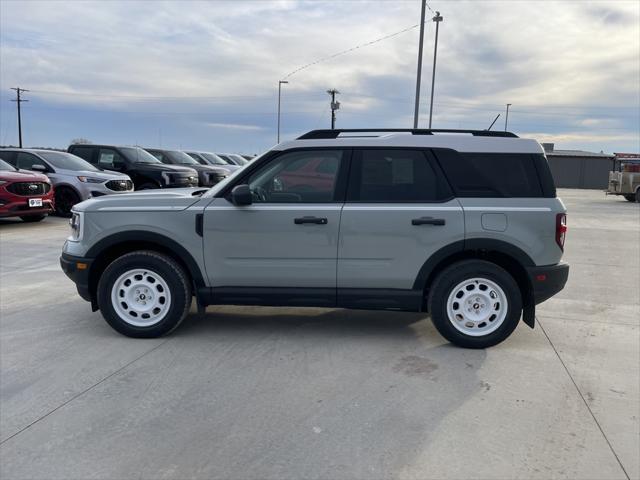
526, 262, 569, 305
60, 252, 93, 302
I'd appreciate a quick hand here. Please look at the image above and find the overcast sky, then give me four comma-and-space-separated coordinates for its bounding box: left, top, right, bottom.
1, 0, 638, 154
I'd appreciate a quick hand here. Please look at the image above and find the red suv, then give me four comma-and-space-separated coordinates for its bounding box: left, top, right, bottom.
0, 158, 54, 222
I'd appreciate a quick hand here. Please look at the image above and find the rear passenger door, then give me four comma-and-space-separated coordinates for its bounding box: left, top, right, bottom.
337, 148, 464, 310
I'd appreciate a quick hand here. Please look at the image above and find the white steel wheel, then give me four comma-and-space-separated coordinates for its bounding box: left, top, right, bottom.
110, 268, 172, 327
446, 277, 508, 337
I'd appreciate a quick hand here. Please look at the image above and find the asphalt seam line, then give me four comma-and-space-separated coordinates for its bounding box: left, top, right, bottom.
537, 317, 631, 480
0, 337, 172, 446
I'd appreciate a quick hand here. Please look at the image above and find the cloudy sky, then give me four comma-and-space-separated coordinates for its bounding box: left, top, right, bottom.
1, 0, 638, 154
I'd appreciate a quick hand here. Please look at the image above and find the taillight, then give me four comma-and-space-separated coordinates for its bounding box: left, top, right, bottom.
556, 213, 567, 250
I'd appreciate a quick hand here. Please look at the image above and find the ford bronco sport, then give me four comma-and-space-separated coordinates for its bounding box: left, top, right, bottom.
61, 129, 569, 348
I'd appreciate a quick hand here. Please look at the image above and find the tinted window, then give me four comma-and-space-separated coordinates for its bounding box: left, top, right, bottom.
119, 147, 162, 164
98, 148, 125, 169
186, 152, 208, 165
166, 150, 199, 165
38, 151, 99, 171
434, 150, 543, 197
348, 149, 450, 202
16, 152, 47, 171
202, 153, 228, 165
248, 150, 344, 203
0, 159, 15, 171
71, 146, 95, 163
0, 151, 16, 165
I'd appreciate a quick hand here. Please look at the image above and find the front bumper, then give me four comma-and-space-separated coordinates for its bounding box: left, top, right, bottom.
526, 262, 570, 305
60, 252, 94, 302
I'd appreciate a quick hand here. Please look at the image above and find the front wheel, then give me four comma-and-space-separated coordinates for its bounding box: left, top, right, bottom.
428, 260, 522, 349
55, 187, 81, 217
624, 194, 636, 202
97, 251, 192, 338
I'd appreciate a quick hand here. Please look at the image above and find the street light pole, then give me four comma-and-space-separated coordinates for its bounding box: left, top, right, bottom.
504, 103, 512, 131
413, 0, 427, 129
427, 11, 443, 129
277, 80, 288, 143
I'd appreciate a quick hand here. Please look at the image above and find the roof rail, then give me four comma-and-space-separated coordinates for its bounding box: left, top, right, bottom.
297, 129, 519, 140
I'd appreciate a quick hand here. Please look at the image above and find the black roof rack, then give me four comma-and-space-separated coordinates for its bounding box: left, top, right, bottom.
297, 129, 519, 140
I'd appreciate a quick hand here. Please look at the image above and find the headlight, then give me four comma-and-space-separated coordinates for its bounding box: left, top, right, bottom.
77, 176, 104, 183
69, 212, 83, 241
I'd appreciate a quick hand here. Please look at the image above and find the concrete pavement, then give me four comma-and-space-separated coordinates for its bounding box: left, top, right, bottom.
0, 189, 638, 479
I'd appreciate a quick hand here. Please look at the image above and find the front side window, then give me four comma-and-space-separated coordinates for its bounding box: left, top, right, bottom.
98, 149, 125, 169
247, 150, 344, 203
347, 149, 450, 202
16, 152, 48, 171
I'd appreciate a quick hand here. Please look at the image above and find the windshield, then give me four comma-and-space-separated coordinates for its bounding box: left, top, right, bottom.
217, 154, 237, 165
201, 152, 228, 165
231, 154, 248, 165
38, 151, 99, 171
120, 146, 162, 164
166, 150, 199, 165
0, 158, 16, 171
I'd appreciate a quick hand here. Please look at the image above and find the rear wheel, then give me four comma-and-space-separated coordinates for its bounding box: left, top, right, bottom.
55, 187, 81, 217
20, 214, 46, 222
428, 260, 522, 348
97, 251, 192, 338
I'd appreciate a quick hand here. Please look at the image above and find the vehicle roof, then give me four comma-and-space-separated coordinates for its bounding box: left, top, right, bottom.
276, 130, 544, 154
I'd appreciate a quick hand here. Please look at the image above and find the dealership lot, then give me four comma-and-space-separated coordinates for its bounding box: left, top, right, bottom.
0, 189, 638, 479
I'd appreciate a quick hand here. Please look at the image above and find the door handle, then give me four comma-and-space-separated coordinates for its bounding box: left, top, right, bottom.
294, 216, 328, 225
412, 217, 446, 226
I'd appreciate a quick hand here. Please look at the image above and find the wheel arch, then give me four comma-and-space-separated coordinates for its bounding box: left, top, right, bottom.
85, 231, 205, 308
414, 239, 536, 327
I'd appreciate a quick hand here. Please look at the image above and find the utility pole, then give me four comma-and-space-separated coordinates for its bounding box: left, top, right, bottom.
504, 103, 512, 131
427, 11, 443, 129
10, 87, 29, 148
413, 0, 427, 129
327, 89, 340, 129
277, 80, 288, 143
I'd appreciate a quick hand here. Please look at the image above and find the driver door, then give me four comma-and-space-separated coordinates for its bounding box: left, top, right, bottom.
202, 149, 350, 305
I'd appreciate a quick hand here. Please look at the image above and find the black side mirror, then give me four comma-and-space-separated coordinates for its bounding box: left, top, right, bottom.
231, 184, 252, 206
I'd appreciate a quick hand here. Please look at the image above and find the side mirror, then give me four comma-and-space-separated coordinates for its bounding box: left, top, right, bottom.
231, 184, 252, 206
31, 164, 47, 172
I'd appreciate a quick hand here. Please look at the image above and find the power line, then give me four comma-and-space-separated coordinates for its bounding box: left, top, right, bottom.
282, 22, 424, 80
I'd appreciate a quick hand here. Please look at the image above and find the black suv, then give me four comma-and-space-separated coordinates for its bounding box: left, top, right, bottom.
68, 144, 198, 190
145, 148, 228, 187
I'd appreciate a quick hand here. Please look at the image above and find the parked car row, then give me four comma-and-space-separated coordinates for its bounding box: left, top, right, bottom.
0, 144, 254, 221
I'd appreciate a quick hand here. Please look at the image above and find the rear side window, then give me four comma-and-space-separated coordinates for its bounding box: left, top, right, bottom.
347, 149, 451, 202
433, 150, 543, 197
71, 146, 95, 163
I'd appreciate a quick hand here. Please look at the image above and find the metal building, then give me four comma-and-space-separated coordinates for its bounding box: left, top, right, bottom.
542, 143, 614, 189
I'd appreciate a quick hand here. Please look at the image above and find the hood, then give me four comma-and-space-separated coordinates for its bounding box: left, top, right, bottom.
57, 169, 131, 180
132, 163, 198, 174
0, 170, 50, 182
73, 187, 207, 213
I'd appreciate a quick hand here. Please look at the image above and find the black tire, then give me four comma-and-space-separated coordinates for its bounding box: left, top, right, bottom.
428, 260, 522, 349
20, 214, 46, 222
624, 195, 636, 202
138, 183, 160, 190
97, 251, 192, 338
55, 187, 81, 217
636, 189, 640, 203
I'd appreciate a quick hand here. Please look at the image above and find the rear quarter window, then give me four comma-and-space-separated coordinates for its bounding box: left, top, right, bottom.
433, 150, 544, 197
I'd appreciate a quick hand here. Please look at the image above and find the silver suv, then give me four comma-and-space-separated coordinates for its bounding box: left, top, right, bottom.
61, 129, 569, 348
